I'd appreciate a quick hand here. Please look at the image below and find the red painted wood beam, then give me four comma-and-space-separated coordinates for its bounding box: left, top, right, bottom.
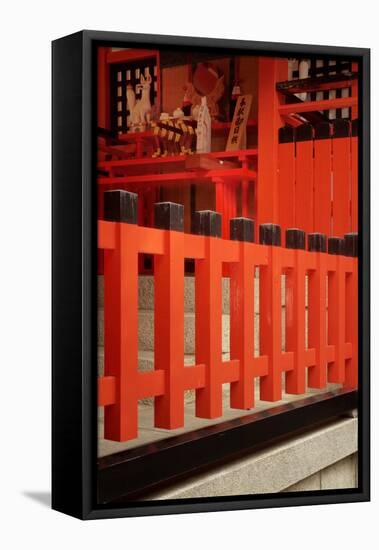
279, 97, 357, 115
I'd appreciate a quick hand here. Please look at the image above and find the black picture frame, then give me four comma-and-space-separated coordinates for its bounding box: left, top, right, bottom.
52, 30, 370, 520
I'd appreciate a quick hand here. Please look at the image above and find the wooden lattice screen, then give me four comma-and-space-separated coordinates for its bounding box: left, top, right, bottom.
110, 57, 158, 134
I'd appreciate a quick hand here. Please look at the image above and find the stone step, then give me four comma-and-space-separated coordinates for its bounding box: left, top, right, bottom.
145, 418, 357, 499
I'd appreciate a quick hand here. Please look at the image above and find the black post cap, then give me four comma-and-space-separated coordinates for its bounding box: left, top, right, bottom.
344, 232, 358, 257
308, 233, 327, 253
286, 228, 306, 250
328, 236, 345, 255
154, 202, 184, 232
314, 122, 331, 140
332, 119, 350, 138
279, 126, 294, 144
259, 223, 281, 246
192, 210, 221, 237
230, 217, 255, 243
352, 119, 358, 138
295, 123, 313, 142
104, 190, 138, 224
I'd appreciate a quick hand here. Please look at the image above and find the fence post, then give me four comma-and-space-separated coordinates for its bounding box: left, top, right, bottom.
295, 124, 314, 233
332, 120, 351, 236
229, 217, 256, 409
103, 190, 139, 441
313, 122, 332, 236
259, 223, 283, 401
193, 210, 223, 418
285, 228, 307, 394
344, 232, 358, 388
327, 236, 346, 383
307, 232, 328, 388
154, 202, 185, 429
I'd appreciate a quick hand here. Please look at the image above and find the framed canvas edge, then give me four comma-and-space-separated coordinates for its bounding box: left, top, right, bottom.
52, 31, 87, 520
52, 30, 370, 520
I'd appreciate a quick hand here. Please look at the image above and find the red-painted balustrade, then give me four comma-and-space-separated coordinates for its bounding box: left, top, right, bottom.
98, 190, 358, 442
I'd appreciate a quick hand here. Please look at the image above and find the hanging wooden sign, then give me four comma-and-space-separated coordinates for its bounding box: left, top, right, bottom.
226, 94, 252, 151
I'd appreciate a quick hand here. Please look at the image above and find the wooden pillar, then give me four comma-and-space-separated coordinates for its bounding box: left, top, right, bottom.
257, 57, 288, 227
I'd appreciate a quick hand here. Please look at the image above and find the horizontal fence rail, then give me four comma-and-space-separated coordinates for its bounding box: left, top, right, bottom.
98, 190, 358, 442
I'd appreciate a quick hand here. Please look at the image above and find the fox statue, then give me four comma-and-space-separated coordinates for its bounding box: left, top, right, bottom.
128, 74, 152, 129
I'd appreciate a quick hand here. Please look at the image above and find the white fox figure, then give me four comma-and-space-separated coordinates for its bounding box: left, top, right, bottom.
129, 74, 152, 129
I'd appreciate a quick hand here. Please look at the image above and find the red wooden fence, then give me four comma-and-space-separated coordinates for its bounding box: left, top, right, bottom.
98, 190, 358, 442
278, 119, 358, 237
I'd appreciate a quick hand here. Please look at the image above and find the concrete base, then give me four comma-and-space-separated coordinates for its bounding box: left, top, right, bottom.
284, 453, 358, 492
144, 417, 358, 499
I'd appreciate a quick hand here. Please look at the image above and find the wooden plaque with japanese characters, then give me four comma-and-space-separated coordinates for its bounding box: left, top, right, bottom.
226, 94, 253, 151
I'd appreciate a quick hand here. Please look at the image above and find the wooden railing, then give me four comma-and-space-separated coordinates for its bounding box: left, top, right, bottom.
98, 190, 358, 442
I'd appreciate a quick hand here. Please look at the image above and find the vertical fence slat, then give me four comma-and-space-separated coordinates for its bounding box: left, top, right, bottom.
307, 233, 328, 388
285, 229, 307, 394
224, 181, 235, 238
351, 62, 359, 120
229, 218, 256, 408
194, 211, 223, 418
103, 190, 139, 441
332, 120, 351, 236
241, 178, 249, 218
154, 202, 185, 429
259, 224, 284, 401
351, 120, 358, 232
327, 237, 346, 383
344, 233, 358, 388
214, 177, 226, 237
278, 127, 296, 233
295, 124, 314, 233
313, 123, 332, 235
